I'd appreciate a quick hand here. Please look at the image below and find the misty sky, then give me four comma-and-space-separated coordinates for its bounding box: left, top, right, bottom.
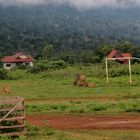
0, 0, 140, 8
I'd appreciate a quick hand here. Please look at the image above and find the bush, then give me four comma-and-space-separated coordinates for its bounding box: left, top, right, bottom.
7, 69, 28, 80
48, 60, 67, 70
87, 103, 108, 111
28, 60, 68, 74
27, 124, 55, 136
0, 68, 8, 80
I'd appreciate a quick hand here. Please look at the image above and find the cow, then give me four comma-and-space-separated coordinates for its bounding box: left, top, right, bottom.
1, 85, 10, 94
74, 74, 96, 88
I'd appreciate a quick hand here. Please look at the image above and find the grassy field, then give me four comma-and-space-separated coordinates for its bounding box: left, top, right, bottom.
0, 65, 140, 140
1, 129, 140, 140
1, 75, 140, 99
0, 64, 140, 99
27, 129, 140, 140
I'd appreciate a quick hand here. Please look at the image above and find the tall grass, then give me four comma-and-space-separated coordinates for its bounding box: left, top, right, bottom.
26, 99, 140, 115
3, 63, 140, 80
35, 63, 140, 79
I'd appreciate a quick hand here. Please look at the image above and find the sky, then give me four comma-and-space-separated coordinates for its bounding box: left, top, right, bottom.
0, 0, 140, 8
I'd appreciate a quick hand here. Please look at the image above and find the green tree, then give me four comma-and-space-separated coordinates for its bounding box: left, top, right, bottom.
80, 50, 100, 64
131, 47, 140, 57
95, 44, 114, 59
42, 44, 54, 62
115, 41, 133, 53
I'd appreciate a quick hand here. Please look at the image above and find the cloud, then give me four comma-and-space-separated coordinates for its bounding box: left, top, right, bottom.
0, 0, 140, 8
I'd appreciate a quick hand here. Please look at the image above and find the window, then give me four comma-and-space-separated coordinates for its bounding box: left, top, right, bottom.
6, 64, 11, 67
25, 62, 30, 66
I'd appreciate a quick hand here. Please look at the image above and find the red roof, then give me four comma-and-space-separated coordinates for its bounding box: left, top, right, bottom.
107, 50, 132, 64
121, 53, 132, 58
2, 52, 34, 63
108, 50, 118, 58
108, 50, 132, 58
108, 50, 124, 58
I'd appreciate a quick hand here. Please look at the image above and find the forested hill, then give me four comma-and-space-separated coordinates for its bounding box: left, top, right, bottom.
0, 4, 140, 56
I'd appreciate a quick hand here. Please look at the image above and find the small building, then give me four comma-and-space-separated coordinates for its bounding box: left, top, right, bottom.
2, 52, 34, 70
107, 50, 132, 64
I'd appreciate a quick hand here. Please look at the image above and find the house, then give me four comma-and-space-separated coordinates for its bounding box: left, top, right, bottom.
107, 50, 132, 64
2, 52, 34, 70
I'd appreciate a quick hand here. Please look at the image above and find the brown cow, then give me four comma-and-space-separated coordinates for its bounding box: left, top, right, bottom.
74, 74, 96, 88
1, 85, 10, 94
85, 82, 96, 88
74, 74, 86, 86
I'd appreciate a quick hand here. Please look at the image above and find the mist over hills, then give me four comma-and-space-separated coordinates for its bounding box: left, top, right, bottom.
0, 4, 140, 56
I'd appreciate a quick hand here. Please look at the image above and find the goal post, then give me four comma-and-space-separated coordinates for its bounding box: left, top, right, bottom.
105, 57, 140, 84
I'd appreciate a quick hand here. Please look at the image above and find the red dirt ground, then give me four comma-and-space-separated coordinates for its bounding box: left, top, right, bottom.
26, 114, 140, 130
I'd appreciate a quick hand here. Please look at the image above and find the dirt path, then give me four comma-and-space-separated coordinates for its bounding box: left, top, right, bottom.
26, 114, 140, 130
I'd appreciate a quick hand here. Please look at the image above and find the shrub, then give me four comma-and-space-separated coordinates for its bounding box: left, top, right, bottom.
7, 69, 28, 80
27, 124, 55, 136
28, 60, 68, 74
0, 68, 8, 80
87, 103, 107, 111
48, 60, 67, 70
0, 136, 11, 140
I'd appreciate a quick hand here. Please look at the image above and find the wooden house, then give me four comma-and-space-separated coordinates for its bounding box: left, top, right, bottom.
2, 52, 34, 70
107, 50, 132, 64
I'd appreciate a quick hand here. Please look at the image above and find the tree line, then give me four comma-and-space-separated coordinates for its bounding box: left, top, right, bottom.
42, 41, 140, 65
0, 5, 140, 64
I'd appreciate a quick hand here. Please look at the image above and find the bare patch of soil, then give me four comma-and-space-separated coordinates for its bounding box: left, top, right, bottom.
26, 114, 140, 130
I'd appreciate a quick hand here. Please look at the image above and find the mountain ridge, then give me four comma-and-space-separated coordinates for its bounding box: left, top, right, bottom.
0, 4, 140, 56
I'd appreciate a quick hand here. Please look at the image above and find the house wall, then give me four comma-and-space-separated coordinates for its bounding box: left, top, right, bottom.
4, 63, 16, 70
23, 62, 33, 67
29, 62, 33, 67
3, 62, 33, 70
